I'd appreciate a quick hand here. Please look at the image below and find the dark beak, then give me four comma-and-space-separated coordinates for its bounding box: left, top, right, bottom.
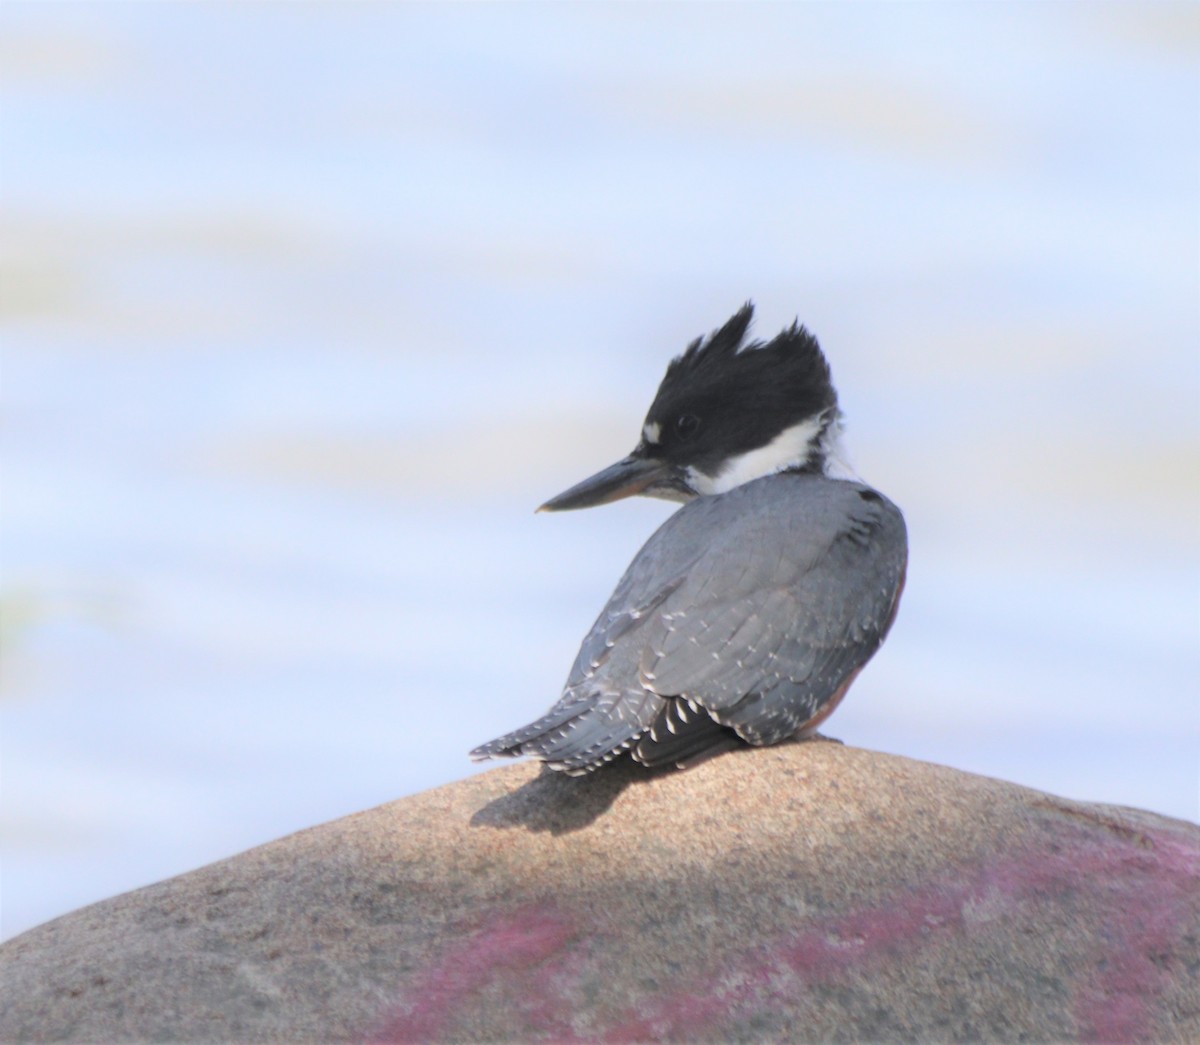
538, 453, 674, 512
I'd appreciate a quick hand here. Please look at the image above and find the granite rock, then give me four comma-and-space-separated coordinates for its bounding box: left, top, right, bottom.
1, 743, 1197, 1042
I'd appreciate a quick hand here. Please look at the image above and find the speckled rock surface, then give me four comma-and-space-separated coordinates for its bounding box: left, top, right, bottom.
1, 744, 1197, 1043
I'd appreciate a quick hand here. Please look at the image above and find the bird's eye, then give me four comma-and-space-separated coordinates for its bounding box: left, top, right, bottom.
675, 414, 701, 439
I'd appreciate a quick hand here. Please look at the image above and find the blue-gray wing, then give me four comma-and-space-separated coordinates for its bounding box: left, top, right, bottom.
470, 473, 906, 773
466, 544, 697, 773
638, 477, 907, 746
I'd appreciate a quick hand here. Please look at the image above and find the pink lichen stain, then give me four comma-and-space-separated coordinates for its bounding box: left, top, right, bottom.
367, 818, 1198, 1042
606, 878, 972, 1042
600, 995, 701, 1043
1068, 830, 1200, 1043
607, 822, 1199, 1042
959, 820, 1199, 1043
367, 904, 581, 1044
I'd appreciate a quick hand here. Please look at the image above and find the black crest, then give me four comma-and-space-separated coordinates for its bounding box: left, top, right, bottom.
643, 303, 838, 473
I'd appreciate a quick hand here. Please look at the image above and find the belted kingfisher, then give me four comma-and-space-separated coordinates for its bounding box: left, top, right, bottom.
471, 303, 907, 775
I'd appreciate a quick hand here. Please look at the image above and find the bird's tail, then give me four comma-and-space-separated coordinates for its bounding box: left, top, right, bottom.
469, 691, 664, 776
632, 698, 745, 770
471, 694, 750, 775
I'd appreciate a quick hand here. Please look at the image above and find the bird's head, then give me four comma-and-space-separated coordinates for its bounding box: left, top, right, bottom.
540, 303, 847, 513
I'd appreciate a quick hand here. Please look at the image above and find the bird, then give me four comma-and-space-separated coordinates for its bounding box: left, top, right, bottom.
470, 303, 907, 776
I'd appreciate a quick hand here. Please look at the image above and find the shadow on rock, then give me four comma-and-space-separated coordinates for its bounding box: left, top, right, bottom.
470, 758, 657, 834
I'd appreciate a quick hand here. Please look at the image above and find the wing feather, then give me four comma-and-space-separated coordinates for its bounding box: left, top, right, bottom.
639, 478, 906, 741
471, 473, 906, 772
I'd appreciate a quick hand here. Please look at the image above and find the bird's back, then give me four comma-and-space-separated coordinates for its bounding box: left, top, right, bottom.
473, 471, 907, 774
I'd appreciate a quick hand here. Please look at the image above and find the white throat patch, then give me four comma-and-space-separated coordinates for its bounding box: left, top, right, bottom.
686, 416, 825, 496
818, 415, 861, 482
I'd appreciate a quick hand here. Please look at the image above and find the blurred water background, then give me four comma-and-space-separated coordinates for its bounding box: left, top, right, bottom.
2, 2, 1197, 942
